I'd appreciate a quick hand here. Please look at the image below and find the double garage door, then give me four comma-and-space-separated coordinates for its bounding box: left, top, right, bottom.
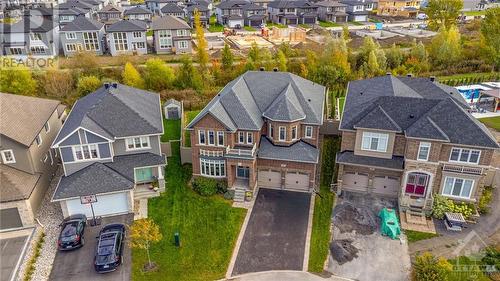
342, 173, 400, 197
65, 192, 130, 218
257, 170, 310, 191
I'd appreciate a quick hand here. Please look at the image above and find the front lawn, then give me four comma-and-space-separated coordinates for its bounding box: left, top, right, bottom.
244, 26, 256, 31
350, 21, 364, 26
405, 230, 439, 243
478, 116, 500, 132
208, 15, 225, 32
183, 110, 200, 147
308, 137, 340, 272
161, 119, 181, 142
265, 22, 287, 29
132, 142, 247, 281
463, 10, 486, 16
447, 256, 490, 281
318, 20, 341, 28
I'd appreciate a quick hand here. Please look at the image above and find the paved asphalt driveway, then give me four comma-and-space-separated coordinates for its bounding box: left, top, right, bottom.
49, 214, 132, 281
1, 235, 30, 281
232, 188, 312, 276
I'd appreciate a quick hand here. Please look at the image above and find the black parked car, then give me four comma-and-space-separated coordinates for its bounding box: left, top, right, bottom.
57, 214, 87, 251
94, 224, 126, 273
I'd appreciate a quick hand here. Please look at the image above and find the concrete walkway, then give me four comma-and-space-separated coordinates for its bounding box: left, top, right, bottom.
227, 270, 353, 281
409, 186, 500, 258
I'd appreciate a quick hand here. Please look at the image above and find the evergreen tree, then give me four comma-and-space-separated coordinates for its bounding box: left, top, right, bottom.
221, 44, 234, 70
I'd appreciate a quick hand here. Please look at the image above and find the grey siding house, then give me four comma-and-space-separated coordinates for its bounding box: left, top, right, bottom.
51, 83, 166, 218
152, 15, 192, 54
267, 0, 319, 25
0, 93, 66, 230
97, 4, 124, 25
107, 19, 147, 56
186, 4, 210, 27
124, 6, 153, 21
160, 3, 186, 18
316, 0, 348, 22
60, 16, 105, 56
1, 17, 59, 59
340, 0, 374, 21
215, 0, 249, 28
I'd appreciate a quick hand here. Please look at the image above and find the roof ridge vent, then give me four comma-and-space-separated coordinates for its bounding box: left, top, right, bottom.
430, 76, 436, 82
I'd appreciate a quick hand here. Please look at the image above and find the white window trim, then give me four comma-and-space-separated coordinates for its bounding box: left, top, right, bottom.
198, 130, 206, 145
268, 123, 273, 139
291, 126, 298, 140
208, 130, 215, 145
72, 144, 100, 162
442, 176, 474, 199
125, 136, 151, 151
1, 149, 16, 164
35, 134, 42, 147
279, 126, 286, 141
238, 132, 245, 144
417, 142, 431, 161
217, 131, 224, 146
247, 132, 253, 144
199, 158, 226, 178
361, 132, 388, 152
66, 32, 77, 40
449, 147, 481, 164
44, 121, 50, 133
305, 126, 313, 138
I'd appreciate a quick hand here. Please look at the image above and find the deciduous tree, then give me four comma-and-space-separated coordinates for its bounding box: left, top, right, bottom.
43, 69, 74, 98
425, 0, 463, 30
122, 62, 144, 89
176, 56, 203, 91
144, 58, 174, 91
275, 49, 287, 71
385, 43, 404, 70
221, 44, 234, 70
0, 67, 37, 95
76, 75, 101, 96
129, 218, 162, 270
194, 10, 209, 72
480, 7, 500, 70
429, 24, 462, 68
412, 252, 452, 281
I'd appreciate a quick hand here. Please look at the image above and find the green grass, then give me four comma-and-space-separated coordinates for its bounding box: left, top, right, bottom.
405, 230, 439, 243
265, 22, 287, 28
24, 232, 45, 281
308, 137, 340, 272
208, 15, 225, 32
243, 26, 257, 31
447, 256, 490, 281
350, 21, 364, 26
477, 117, 500, 132
299, 24, 311, 29
183, 110, 200, 147
318, 20, 341, 28
437, 72, 499, 81
146, 30, 153, 36
463, 10, 486, 16
161, 119, 181, 142
132, 142, 247, 281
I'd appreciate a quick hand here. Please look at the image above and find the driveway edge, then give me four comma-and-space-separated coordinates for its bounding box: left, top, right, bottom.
225, 187, 260, 279
303, 192, 316, 271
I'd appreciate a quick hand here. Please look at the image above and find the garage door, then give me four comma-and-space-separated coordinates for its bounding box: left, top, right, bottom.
303, 17, 315, 24
354, 16, 366, 22
285, 172, 310, 191
167, 107, 179, 119
0, 208, 23, 229
342, 172, 369, 192
373, 176, 400, 197
258, 170, 281, 188
65, 192, 130, 218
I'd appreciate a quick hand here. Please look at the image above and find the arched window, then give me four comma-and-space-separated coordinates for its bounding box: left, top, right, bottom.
405, 172, 429, 197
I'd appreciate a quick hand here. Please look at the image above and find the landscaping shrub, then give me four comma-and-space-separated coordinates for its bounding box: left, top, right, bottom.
432, 195, 475, 220
192, 177, 218, 196
482, 246, 500, 277
216, 180, 228, 194
478, 186, 494, 214
223, 190, 235, 200
412, 252, 453, 281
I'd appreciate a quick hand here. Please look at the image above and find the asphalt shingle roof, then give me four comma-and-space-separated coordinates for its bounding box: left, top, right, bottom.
187, 71, 325, 131
107, 19, 147, 32
124, 6, 152, 15
60, 15, 104, 32
160, 3, 185, 13
52, 153, 165, 200
53, 83, 162, 146
0, 165, 41, 202
3, 17, 57, 33
336, 151, 405, 170
216, 0, 250, 9
268, 0, 317, 9
258, 137, 319, 163
341, 75, 498, 148
151, 15, 190, 30
186, 4, 210, 12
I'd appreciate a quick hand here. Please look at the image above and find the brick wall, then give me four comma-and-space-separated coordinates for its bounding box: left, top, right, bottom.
257, 158, 317, 188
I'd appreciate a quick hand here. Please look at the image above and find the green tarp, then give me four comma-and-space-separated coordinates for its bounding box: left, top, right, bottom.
378, 208, 401, 240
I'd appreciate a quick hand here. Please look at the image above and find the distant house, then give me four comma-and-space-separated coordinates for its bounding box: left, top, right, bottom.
151, 15, 192, 54
316, 0, 348, 22
160, 3, 186, 18
267, 0, 319, 25
107, 19, 148, 56
60, 16, 105, 56
57, 7, 91, 25
340, 0, 374, 22
377, 0, 420, 17
215, 0, 249, 28
0, 93, 66, 230
124, 6, 153, 21
243, 3, 267, 27
97, 4, 124, 24
163, 99, 182, 120
50, 83, 166, 218
1, 17, 59, 59
145, 0, 177, 14
186, 4, 210, 27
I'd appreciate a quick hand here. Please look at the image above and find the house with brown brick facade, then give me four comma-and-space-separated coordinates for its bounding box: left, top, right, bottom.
336, 74, 499, 218
186, 71, 325, 201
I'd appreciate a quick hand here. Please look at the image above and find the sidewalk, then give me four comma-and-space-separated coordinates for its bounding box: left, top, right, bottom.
227, 270, 354, 281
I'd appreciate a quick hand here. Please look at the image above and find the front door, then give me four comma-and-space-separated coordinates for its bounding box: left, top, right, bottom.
136, 167, 153, 182
237, 166, 250, 179
405, 173, 428, 197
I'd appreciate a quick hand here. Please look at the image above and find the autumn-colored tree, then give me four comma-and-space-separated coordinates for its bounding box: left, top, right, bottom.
129, 218, 162, 269
363, 50, 381, 78
0, 67, 37, 95
480, 7, 500, 70
385, 43, 404, 70
76, 75, 101, 96
248, 42, 260, 65
425, 0, 462, 30
67, 51, 99, 75
412, 252, 452, 281
342, 26, 350, 41
299, 62, 308, 78
175, 55, 203, 91
194, 10, 209, 72
221, 44, 234, 70
275, 50, 288, 71
43, 69, 75, 98
122, 62, 144, 89
144, 58, 174, 91
429, 24, 462, 68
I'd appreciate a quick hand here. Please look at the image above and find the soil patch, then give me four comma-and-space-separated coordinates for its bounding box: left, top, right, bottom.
333, 203, 377, 235
330, 239, 359, 265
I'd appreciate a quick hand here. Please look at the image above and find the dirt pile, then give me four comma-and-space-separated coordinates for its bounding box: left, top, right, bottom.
330, 239, 359, 265
333, 203, 377, 235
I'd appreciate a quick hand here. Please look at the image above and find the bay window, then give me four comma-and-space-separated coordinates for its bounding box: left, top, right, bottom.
269, 123, 274, 139
291, 126, 297, 140
279, 126, 286, 141
449, 148, 480, 164
361, 132, 388, 152
73, 144, 99, 161
442, 176, 474, 199
126, 136, 150, 150
417, 142, 431, 161
200, 159, 226, 177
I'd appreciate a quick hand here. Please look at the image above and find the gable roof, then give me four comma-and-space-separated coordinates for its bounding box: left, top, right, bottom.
341, 75, 499, 148
0, 165, 41, 202
187, 71, 325, 131
99, 4, 123, 13
124, 6, 153, 15
60, 15, 104, 32
3, 17, 57, 33
151, 15, 190, 30
53, 83, 163, 147
315, 0, 347, 7
0, 93, 60, 147
160, 3, 185, 13
268, 0, 317, 9
186, 4, 210, 12
107, 19, 147, 32
216, 0, 250, 9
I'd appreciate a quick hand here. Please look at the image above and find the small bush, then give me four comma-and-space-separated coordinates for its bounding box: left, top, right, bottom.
432, 195, 476, 220
192, 177, 218, 196
412, 252, 452, 281
24, 232, 45, 281
478, 186, 494, 214
223, 190, 235, 200
216, 180, 228, 194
